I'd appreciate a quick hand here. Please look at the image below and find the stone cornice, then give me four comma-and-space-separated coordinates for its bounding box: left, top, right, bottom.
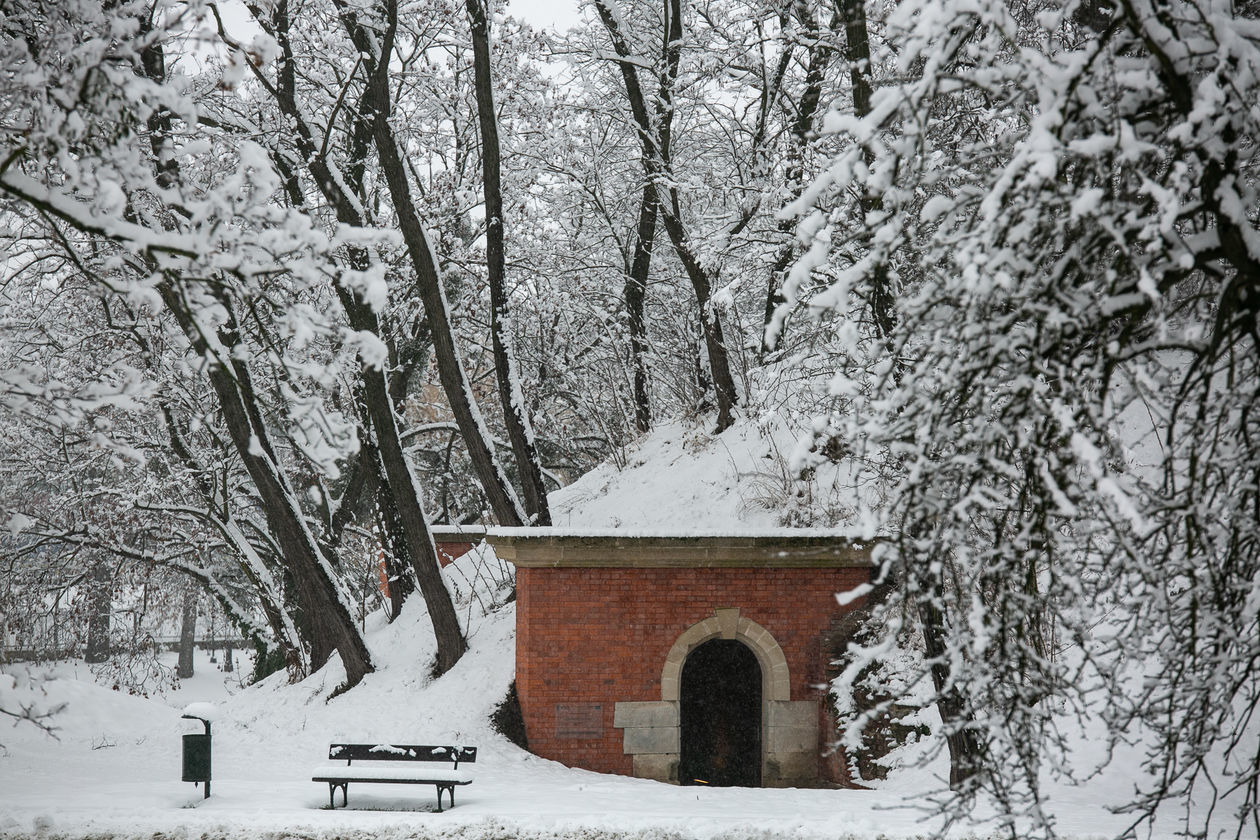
430, 525, 487, 538
484, 531, 875, 568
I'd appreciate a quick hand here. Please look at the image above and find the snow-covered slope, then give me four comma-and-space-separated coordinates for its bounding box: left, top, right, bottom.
550, 418, 865, 532
549, 420, 782, 530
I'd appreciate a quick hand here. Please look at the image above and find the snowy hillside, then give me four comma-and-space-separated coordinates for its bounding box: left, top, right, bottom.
549, 418, 868, 533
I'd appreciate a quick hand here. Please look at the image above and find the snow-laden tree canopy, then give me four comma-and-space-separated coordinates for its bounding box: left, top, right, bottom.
787, 0, 1260, 836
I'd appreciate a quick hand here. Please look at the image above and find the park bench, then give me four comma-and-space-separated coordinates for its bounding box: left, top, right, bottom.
312, 743, 476, 811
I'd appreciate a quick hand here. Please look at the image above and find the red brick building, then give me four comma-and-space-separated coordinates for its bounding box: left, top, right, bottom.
430, 524, 485, 566
485, 531, 874, 787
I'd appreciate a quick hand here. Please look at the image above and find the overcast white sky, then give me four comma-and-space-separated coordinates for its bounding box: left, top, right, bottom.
507, 0, 584, 31
214, 0, 585, 41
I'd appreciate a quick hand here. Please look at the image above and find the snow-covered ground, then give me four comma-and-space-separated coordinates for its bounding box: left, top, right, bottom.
0, 593, 917, 840
0, 596, 1146, 840
0, 422, 1241, 840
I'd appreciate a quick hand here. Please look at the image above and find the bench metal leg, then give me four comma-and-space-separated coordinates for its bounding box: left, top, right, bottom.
435, 784, 454, 812
328, 782, 348, 808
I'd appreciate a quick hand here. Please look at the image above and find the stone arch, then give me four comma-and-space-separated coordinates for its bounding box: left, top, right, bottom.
614, 608, 818, 786
660, 608, 791, 703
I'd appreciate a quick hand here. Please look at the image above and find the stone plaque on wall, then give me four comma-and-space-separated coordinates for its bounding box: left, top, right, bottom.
555, 703, 603, 739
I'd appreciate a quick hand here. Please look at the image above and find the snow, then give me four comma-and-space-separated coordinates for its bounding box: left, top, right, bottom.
343, 329, 390, 370
0, 424, 1239, 840
833, 582, 872, 606
311, 766, 474, 784
6, 511, 33, 536
180, 701, 219, 722
549, 420, 804, 530
339, 264, 390, 314
489, 527, 864, 539
0, 601, 1193, 840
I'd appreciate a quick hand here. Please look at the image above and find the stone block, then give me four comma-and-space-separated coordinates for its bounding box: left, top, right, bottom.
614, 701, 678, 729
632, 752, 679, 783
763, 750, 819, 787
769, 725, 819, 753
766, 699, 817, 729
715, 607, 740, 640
737, 619, 769, 646
622, 726, 680, 754
768, 663, 791, 699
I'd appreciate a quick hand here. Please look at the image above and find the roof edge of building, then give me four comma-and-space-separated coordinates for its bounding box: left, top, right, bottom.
484, 531, 878, 569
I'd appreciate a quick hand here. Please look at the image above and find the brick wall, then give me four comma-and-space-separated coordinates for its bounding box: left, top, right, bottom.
515, 565, 872, 777
434, 540, 475, 566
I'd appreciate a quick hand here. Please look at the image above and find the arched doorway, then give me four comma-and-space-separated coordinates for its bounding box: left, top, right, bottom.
679, 639, 762, 787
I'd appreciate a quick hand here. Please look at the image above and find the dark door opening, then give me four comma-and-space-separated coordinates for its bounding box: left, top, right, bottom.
679, 639, 762, 787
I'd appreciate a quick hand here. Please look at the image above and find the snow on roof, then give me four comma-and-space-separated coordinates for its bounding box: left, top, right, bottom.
180, 701, 219, 722
546, 419, 868, 534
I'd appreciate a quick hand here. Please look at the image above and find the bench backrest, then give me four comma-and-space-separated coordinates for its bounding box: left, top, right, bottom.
328, 744, 477, 768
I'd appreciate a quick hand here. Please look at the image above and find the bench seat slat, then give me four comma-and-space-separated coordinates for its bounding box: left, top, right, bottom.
312, 765, 474, 784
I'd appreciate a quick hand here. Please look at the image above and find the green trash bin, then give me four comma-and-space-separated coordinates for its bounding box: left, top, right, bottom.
182, 733, 211, 782
181, 714, 212, 798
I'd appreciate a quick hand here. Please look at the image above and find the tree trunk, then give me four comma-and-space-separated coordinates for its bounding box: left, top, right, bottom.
370, 100, 526, 528
835, 0, 977, 785
762, 241, 795, 354
360, 360, 468, 673
266, 0, 525, 527
342, 0, 526, 527
177, 583, 197, 679
839, 0, 895, 340
762, 4, 837, 354
134, 14, 371, 687
322, 220, 467, 669
654, 208, 739, 431
918, 595, 984, 790
264, 0, 470, 672
656, 0, 737, 431
592, 0, 659, 434
84, 558, 112, 664
371, 454, 417, 620
159, 405, 308, 680
220, 522, 311, 679
626, 183, 658, 432
465, 0, 552, 523
157, 283, 375, 689
593, 0, 738, 431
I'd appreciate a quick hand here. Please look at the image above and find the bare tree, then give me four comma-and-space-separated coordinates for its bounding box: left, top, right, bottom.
464, 0, 552, 523
592, 0, 740, 431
